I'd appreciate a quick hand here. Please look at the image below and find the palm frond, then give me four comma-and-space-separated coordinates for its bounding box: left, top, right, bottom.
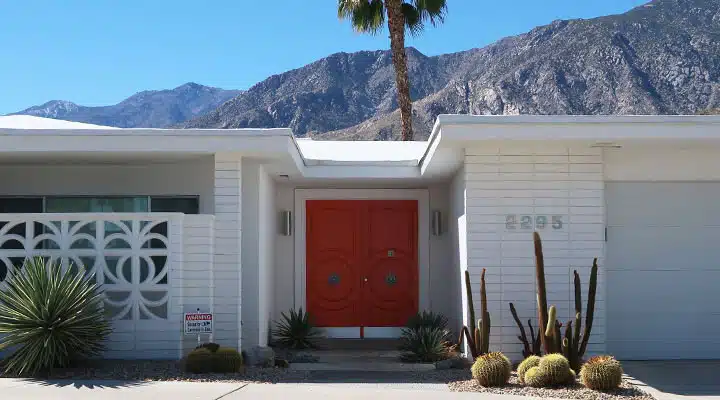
403, 0, 447, 36
338, 0, 386, 35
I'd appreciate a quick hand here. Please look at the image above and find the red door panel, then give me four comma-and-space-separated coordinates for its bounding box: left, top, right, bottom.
306, 201, 360, 327
362, 201, 418, 327
305, 199, 418, 329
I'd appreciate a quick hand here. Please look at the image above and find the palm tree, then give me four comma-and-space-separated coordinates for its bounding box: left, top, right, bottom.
338, 0, 447, 141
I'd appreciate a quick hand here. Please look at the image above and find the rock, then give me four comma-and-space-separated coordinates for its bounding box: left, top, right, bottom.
288, 352, 319, 364
245, 346, 275, 368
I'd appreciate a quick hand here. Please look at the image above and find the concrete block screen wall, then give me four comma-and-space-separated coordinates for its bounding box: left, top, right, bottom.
461, 143, 606, 361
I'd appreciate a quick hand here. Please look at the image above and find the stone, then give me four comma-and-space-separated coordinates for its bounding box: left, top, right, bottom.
245, 346, 275, 367
435, 355, 468, 370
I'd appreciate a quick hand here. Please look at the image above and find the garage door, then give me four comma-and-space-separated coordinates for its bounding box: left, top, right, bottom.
606, 182, 720, 360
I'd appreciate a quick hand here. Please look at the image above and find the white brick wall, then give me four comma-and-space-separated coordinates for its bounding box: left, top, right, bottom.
463, 143, 606, 361
213, 154, 242, 350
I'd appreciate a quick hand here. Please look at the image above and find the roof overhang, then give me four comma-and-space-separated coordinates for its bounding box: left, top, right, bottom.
2, 114, 720, 181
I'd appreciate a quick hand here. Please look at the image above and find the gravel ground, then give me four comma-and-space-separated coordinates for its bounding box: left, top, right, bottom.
0, 360, 310, 383
448, 372, 655, 400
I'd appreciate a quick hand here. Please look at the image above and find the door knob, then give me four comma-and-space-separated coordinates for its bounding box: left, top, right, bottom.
363, 277, 368, 282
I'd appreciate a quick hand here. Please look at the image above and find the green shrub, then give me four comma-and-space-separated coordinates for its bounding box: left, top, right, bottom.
211, 347, 243, 373
406, 311, 449, 331
517, 355, 541, 383
0, 257, 111, 376
272, 308, 322, 349
186, 348, 214, 373
471, 352, 512, 387
399, 326, 450, 362
524, 366, 548, 387
580, 355, 623, 390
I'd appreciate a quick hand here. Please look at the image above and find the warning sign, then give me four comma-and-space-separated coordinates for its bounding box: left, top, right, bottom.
184, 312, 213, 335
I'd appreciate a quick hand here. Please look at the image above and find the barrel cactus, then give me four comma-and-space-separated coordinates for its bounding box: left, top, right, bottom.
517, 355, 541, 384
471, 352, 512, 387
211, 347, 244, 373
580, 355, 623, 390
524, 366, 548, 388
186, 348, 214, 373
538, 353, 572, 385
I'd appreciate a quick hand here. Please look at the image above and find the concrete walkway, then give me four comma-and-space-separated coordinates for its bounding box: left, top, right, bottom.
0, 379, 523, 400
623, 360, 720, 400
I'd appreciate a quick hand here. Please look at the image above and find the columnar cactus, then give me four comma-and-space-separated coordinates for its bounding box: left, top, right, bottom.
471, 352, 512, 387
533, 232, 551, 354
460, 269, 491, 358
580, 355, 623, 390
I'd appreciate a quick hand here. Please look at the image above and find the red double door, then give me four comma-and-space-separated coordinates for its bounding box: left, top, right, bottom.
306, 200, 418, 329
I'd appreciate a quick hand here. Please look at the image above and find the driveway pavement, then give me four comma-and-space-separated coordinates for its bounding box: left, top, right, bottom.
623, 360, 720, 400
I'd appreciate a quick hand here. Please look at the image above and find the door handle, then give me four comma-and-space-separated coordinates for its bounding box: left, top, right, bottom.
363, 277, 368, 282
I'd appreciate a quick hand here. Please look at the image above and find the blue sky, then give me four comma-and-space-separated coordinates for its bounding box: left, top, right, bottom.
0, 0, 648, 115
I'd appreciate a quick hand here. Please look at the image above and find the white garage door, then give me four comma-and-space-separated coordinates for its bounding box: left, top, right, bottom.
606, 182, 720, 360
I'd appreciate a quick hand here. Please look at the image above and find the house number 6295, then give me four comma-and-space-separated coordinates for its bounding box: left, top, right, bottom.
506, 215, 563, 230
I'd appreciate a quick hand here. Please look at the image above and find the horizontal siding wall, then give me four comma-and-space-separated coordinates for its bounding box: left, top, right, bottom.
464, 143, 606, 361
213, 154, 242, 350
179, 215, 215, 355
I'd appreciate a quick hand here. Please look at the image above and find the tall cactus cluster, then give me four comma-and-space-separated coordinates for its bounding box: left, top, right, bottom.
510, 232, 598, 371
459, 269, 491, 359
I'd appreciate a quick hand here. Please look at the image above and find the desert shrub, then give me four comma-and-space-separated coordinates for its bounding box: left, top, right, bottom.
517, 355, 541, 383
580, 355, 623, 390
272, 308, 322, 349
211, 347, 243, 373
0, 257, 111, 376
471, 352, 512, 387
399, 326, 450, 362
186, 348, 214, 373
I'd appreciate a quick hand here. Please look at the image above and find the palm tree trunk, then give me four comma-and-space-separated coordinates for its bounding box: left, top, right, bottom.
385, 0, 414, 141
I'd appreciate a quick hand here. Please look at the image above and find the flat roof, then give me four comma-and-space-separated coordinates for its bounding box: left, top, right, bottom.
2, 114, 720, 180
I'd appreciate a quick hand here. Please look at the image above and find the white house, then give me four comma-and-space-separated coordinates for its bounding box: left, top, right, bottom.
0, 114, 718, 362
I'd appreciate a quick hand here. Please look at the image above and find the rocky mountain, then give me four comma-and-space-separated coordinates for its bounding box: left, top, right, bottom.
12, 83, 242, 128
184, 0, 720, 140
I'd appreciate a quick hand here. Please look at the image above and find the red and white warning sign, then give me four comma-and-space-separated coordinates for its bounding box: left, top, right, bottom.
184, 312, 213, 335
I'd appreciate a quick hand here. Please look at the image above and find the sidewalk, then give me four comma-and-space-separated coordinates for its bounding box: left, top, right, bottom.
0, 379, 529, 400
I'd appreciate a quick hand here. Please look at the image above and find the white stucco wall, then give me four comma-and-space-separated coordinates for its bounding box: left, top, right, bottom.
258, 166, 275, 347
449, 166, 468, 338
241, 160, 276, 348
604, 143, 720, 181
463, 143, 606, 361
0, 158, 215, 213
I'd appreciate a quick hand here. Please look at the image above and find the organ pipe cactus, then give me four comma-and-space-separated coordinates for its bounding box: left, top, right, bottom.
509, 232, 598, 369
459, 269, 491, 359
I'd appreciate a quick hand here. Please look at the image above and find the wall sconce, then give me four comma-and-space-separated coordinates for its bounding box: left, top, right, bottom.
432, 210, 443, 236
279, 210, 293, 236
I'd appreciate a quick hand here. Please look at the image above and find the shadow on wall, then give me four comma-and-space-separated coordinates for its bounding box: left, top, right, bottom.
622, 360, 720, 396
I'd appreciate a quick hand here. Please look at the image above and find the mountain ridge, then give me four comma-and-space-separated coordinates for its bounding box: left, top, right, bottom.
11, 83, 242, 128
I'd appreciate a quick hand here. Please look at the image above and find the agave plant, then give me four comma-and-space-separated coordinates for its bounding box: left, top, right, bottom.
406, 310, 449, 331
399, 326, 450, 362
272, 308, 322, 349
0, 257, 111, 376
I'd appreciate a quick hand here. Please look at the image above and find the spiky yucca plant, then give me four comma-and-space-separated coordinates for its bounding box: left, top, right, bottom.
406, 310, 449, 331
0, 257, 111, 376
272, 308, 322, 349
399, 326, 450, 362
